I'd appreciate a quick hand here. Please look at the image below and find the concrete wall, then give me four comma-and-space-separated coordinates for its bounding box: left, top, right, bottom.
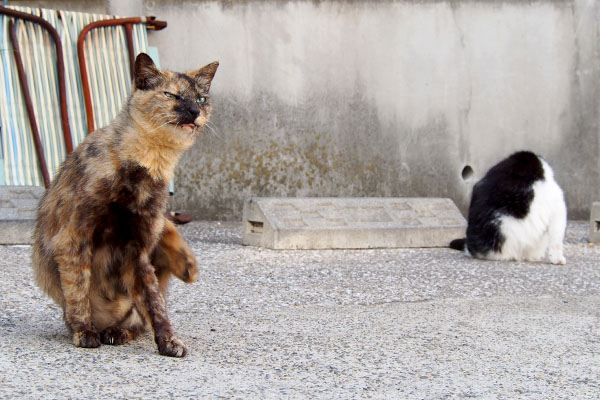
13, 0, 600, 220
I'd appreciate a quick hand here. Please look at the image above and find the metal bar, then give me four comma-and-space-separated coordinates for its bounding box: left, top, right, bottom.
8, 20, 51, 188
124, 23, 135, 77
0, 6, 73, 155
76, 16, 167, 134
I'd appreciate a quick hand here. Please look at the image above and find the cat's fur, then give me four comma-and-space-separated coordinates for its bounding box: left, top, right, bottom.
32, 53, 218, 357
449, 151, 566, 264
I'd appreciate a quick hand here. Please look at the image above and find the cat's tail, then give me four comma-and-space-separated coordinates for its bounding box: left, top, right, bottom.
449, 238, 466, 251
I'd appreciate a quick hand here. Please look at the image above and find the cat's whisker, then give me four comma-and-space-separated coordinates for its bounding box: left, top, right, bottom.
149, 112, 172, 124
150, 119, 176, 132
202, 121, 224, 142
150, 110, 171, 119
204, 122, 224, 142
206, 121, 220, 132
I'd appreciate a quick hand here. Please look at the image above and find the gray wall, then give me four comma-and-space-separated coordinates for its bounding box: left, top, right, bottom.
14, 0, 600, 220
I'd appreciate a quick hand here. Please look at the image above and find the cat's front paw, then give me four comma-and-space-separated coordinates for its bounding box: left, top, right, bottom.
73, 329, 101, 348
156, 335, 187, 357
100, 327, 131, 345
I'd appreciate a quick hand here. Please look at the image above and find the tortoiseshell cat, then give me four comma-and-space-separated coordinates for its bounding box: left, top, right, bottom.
32, 53, 218, 357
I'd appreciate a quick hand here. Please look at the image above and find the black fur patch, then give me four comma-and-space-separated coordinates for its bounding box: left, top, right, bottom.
134, 53, 163, 91
464, 151, 545, 257
176, 72, 197, 89
90, 164, 167, 277
86, 143, 100, 158
173, 100, 200, 125
449, 238, 466, 251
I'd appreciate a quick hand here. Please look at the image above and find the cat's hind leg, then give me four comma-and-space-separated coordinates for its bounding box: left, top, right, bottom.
546, 200, 567, 265
522, 231, 550, 263
155, 218, 198, 284
56, 255, 100, 347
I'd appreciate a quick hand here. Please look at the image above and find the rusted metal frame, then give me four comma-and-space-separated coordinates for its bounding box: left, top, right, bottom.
0, 6, 74, 155
124, 23, 135, 77
76, 16, 167, 134
8, 20, 51, 187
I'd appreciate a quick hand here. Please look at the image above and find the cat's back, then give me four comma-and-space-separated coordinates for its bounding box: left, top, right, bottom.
34, 131, 112, 234
466, 151, 544, 253
470, 151, 545, 219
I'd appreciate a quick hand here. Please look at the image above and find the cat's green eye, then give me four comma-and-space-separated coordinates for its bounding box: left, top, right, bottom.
196, 97, 206, 104
164, 92, 177, 99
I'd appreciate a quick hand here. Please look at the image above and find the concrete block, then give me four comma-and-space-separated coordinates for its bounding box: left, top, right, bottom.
589, 202, 600, 243
242, 197, 466, 249
0, 185, 44, 200
0, 186, 44, 244
0, 220, 35, 245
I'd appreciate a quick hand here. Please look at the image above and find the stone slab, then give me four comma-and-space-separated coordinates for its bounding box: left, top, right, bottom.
589, 201, 600, 243
242, 197, 467, 249
0, 186, 44, 244
0, 220, 35, 245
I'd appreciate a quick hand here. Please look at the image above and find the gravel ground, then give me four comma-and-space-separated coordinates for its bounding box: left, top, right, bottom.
1, 221, 599, 399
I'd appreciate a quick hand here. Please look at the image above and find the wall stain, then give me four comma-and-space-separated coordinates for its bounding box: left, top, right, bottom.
171, 93, 461, 220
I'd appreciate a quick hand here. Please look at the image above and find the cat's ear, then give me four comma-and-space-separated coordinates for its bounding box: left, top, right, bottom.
188, 61, 219, 91
134, 53, 163, 90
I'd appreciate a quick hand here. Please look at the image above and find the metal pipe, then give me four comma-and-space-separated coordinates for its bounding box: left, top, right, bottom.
76, 16, 167, 134
0, 6, 73, 155
124, 23, 135, 77
8, 20, 51, 188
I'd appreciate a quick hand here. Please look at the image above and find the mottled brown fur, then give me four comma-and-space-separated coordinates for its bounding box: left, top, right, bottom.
32, 53, 218, 357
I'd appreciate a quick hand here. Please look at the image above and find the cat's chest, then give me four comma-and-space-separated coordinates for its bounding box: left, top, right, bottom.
113, 163, 168, 211
92, 165, 168, 252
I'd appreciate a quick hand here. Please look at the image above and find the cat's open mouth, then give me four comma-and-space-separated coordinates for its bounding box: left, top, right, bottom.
177, 123, 196, 133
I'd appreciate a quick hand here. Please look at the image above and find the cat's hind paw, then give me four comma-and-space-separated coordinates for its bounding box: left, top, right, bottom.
73, 329, 101, 348
548, 251, 566, 265
156, 335, 187, 357
550, 255, 566, 265
100, 327, 132, 345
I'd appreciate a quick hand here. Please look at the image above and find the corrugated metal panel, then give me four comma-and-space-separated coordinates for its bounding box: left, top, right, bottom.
0, 6, 149, 186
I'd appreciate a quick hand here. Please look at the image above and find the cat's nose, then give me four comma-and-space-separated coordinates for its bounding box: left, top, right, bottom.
188, 104, 200, 117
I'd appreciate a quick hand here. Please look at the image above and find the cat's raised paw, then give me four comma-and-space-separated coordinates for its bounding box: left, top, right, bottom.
73, 329, 101, 348
156, 335, 187, 357
100, 327, 131, 345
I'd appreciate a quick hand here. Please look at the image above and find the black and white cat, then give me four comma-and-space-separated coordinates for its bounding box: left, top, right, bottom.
450, 151, 566, 264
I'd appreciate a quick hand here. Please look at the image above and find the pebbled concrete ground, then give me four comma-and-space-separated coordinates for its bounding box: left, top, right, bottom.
0, 221, 599, 399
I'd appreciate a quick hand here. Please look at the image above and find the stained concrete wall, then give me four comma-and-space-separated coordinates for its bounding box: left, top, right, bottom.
14, 0, 600, 220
